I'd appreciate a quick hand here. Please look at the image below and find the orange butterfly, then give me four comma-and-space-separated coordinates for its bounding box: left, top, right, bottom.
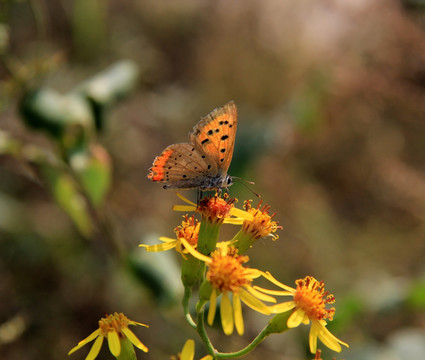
148, 101, 237, 190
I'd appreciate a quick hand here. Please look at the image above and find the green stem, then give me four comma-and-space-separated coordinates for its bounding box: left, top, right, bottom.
231, 229, 255, 254
182, 287, 197, 329
197, 220, 221, 255
196, 308, 216, 358
215, 324, 272, 359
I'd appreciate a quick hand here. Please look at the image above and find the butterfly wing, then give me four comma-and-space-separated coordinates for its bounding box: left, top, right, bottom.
189, 101, 238, 175
148, 143, 219, 189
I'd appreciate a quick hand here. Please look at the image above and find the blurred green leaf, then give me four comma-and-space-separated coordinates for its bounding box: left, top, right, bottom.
40, 163, 93, 238
74, 60, 140, 131
406, 280, 425, 309
0, 130, 21, 155
128, 238, 182, 307
70, 145, 112, 207
331, 294, 365, 331
19, 88, 94, 150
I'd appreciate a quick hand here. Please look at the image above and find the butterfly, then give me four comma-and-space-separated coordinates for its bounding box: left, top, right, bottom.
148, 101, 237, 191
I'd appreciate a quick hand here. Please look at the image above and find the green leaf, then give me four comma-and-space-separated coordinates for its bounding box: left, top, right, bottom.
70, 145, 111, 207
40, 163, 93, 237
0, 130, 21, 156
407, 280, 425, 309
19, 88, 94, 150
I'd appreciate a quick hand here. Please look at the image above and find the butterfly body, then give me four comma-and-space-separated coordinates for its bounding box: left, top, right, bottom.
148, 101, 237, 191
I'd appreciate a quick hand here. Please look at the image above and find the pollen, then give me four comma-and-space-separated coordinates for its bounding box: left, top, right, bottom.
98, 312, 130, 337
242, 200, 282, 240
174, 215, 200, 247
293, 277, 336, 322
197, 194, 236, 224
206, 247, 251, 293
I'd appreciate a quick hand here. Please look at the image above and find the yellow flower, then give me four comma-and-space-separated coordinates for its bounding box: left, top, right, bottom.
171, 339, 213, 360
260, 273, 349, 354
233, 200, 282, 253
172, 193, 253, 225
181, 239, 275, 336
68, 312, 148, 360
140, 215, 200, 259
241, 200, 281, 240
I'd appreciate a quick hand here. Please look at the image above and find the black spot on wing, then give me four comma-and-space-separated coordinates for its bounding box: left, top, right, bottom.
221, 135, 229, 140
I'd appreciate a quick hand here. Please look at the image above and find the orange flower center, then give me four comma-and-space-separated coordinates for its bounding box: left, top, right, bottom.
293, 277, 335, 321
174, 215, 200, 247
197, 194, 236, 224
99, 312, 129, 337
242, 200, 281, 239
206, 247, 251, 293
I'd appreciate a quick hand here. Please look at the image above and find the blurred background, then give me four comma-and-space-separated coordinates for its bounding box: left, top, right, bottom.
1, 0, 425, 359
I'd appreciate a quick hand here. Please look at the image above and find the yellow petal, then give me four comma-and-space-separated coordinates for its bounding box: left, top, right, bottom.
68, 329, 100, 355
223, 218, 245, 225
262, 272, 296, 293
180, 339, 195, 360
107, 331, 121, 357
253, 285, 293, 297
287, 309, 305, 328
233, 294, 244, 335
127, 321, 149, 328
86, 335, 104, 360
208, 289, 217, 326
172, 205, 197, 212
158, 237, 177, 243
230, 207, 254, 221
200, 356, 213, 360
175, 192, 197, 206
244, 269, 262, 279
180, 238, 212, 264
312, 320, 349, 353
122, 327, 148, 352
220, 292, 234, 335
139, 241, 177, 252
245, 285, 276, 303
309, 322, 319, 354
270, 301, 296, 314
239, 289, 270, 315
216, 241, 235, 250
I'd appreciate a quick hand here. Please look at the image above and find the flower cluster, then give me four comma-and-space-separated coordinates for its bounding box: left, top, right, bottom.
139, 193, 348, 358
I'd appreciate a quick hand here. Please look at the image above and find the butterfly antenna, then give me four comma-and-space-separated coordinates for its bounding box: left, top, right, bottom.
232, 177, 261, 198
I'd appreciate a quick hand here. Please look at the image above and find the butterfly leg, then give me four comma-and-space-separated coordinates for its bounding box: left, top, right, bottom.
197, 189, 203, 205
